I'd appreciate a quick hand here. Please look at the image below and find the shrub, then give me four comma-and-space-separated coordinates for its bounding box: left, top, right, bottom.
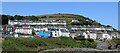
112, 38, 120, 44
2, 37, 97, 51
74, 36, 86, 40
86, 38, 94, 42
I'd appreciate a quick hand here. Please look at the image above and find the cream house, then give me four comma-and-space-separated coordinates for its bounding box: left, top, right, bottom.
15, 27, 32, 34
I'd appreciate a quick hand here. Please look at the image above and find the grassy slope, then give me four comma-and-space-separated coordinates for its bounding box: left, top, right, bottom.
2, 37, 97, 51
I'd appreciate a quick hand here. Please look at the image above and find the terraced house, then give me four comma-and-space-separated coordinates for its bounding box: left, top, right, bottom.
1, 14, 119, 40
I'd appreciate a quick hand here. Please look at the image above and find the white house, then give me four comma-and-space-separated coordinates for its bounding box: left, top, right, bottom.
75, 31, 113, 40
109, 32, 119, 38
71, 20, 79, 23
88, 31, 112, 40
51, 30, 60, 37
34, 27, 48, 31
8, 20, 66, 25
102, 33, 112, 39
14, 34, 19, 38
60, 29, 70, 37
15, 27, 32, 34
48, 28, 70, 37
73, 32, 88, 39
88, 32, 97, 39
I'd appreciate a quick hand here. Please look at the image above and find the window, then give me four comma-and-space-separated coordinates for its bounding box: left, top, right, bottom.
55, 34, 57, 36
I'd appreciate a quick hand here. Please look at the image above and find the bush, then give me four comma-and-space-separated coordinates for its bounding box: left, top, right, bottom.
86, 38, 94, 42
2, 37, 97, 51
112, 38, 120, 44
90, 42, 97, 48
74, 36, 86, 40
80, 40, 97, 48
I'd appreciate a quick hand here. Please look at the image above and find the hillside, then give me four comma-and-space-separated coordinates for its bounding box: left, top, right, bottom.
37, 13, 105, 26
2, 37, 97, 51
1, 13, 112, 27
38, 13, 94, 21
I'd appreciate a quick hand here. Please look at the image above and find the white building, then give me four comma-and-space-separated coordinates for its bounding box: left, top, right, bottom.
75, 31, 113, 40
48, 28, 70, 37
87, 31, 112, 40
109, 32, 119, 38
51, 29, 61, 37
102, 33, 112, 39
71, 20, 79, 23
15, 27, 32, 34
34, 27, 48, 31
70, 26, 113, 31
8, 20, 66, 25
60, 29, 70, 37
88, 32, 97, 39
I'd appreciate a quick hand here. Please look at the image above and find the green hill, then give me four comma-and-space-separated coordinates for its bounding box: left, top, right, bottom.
1, 13, 112, 27
37, 13, 104, 26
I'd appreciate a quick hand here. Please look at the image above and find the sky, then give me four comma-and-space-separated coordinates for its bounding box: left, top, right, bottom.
2, 2, 118, 29
1, 0, 119, 2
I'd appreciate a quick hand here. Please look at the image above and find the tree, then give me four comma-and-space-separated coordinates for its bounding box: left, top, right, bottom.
112, 38, 120, 44
106, 25, 112, 27
25, 16, 38, 21
7, 15, 14, 20
83, 21, 92, 25
14, 15, 24, 20
71, 22, 80, 25
86, 38, 94, 42
29, 16, 38, 21
32, 31, 35, 36
2, 15, 8, 25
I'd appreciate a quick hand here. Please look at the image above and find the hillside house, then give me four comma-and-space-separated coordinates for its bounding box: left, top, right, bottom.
14, 27, 32, 35
60, 29, 70, 37
86, 31, 112, 40
6, 25, 14, 34
108, 31, 119, 38
74, 31, 113, 40
8, 20, 66, 25
35, 28, 70, 38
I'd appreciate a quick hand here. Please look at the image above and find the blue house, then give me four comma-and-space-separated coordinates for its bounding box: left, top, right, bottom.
38, 31, 51, 37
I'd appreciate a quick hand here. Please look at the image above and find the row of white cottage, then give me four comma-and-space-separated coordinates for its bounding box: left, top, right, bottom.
71, 31, 119, 40
8, 20, 66, 25
14, 27, 70, 37
14, 27, 119, 40
8, 20, 114, 31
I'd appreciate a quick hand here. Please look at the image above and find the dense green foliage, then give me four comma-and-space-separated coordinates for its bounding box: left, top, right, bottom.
112, 38, 120, 45
86, 38, 95, 42
1, 15, 9, 25
2, 37, 97, 51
